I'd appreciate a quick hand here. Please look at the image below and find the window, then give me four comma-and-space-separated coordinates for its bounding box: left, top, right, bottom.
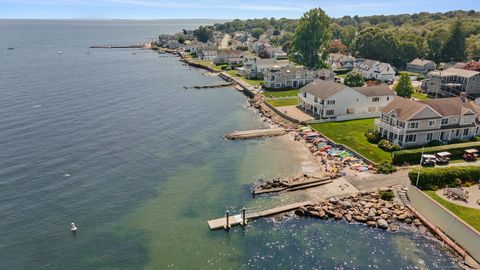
347, 108, 354, 114
372, 97, 380, 102
441, 118, 448, 125
314, 97, 318, 103
303, 92, 307, 98
327, 100, 335, 105
406, 134, 417, 143
464, 129, 469, 136
408, 122, 418, 129
387, 97, 390, 101
426, 133, 433, 141
368, 107, 375, 112
397, 121, 405, 128
326, 110, 335, 115
456, 129, 460, 136
428, 120, 435, 127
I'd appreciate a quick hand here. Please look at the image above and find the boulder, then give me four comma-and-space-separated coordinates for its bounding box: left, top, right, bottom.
367, 221, 377, 227
381, 208, 390, 214
325, 210, 336, 218
377, 219, 389, 229
405, 218, 413, 224
344, 213, 353, 223
334, 212, 343, 220
397, 214, 408, 221
329, 197, 339, 204
294, 209, 305, 216
354, 215, 367, 223
359, 200, 367, 206
318, 210, 326, 219
341, 201, 352, 209
364, 202, 373, 209
380, 214, 390, 220
413, 219, 422, 226
309, 211, 321, 218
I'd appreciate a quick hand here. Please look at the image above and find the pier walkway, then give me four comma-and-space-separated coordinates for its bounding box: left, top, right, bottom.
207, 201, 313, 230
225, 128, 287, 140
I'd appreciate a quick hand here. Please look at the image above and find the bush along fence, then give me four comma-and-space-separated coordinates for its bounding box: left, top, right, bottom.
408, 166, 480, 190
392, 141, 480, 165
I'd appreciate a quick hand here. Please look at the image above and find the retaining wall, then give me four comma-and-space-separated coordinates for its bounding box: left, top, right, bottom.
407, 187, 480, 262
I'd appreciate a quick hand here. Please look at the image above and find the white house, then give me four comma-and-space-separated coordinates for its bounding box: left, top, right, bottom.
197, 48, 218, 61
213, 49, 245, 65
299, 79, 395, 121
238, 57, 292, 79
264, 66, 314, 89
354, 59, 395, 82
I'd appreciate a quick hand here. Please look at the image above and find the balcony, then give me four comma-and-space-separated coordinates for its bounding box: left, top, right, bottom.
374, 118, 404, 134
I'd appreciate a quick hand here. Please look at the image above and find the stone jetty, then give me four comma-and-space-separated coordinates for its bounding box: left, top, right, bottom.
295, 189, 420, 231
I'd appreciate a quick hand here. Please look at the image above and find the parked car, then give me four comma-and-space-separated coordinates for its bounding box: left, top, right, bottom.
463, 149, 478, 161
435, 151, 451, 164
421, 154, 437, 166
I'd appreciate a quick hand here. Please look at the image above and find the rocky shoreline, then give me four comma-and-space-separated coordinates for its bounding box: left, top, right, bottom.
295, 189, 421, 231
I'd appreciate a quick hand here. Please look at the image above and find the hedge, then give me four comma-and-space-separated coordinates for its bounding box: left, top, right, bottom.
392, 141, 480, 165
408, 166, 480, 190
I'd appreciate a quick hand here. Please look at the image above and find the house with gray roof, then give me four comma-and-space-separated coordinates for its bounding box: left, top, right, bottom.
263, 66, 314, 89
375, 93, 480, 147
407, 58, 437, 75
299, 79, 395, 121
238, 57, 292, 79
354, 59, 395, 82
328, 53, 355, 70
426, 68, 480, 98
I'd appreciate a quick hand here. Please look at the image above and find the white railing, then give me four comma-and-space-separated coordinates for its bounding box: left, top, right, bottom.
374, 118, 403, 134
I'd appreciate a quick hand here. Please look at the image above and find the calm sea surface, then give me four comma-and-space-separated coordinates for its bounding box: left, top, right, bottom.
0, 20, 462, 269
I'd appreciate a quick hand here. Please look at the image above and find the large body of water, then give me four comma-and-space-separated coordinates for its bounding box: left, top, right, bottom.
0, 20, 462, 269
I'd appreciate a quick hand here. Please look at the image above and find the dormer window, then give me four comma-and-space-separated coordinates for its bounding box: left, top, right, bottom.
441, 119, 448, 125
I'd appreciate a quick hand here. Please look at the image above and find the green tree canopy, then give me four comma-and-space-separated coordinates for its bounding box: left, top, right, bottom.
343, 71, 365, 87
441, 20, 466, 62
394, 73, 414, 98
250, 28, 264, 39
194, 26, 213, 43
466, 34, 480, 60
290, 8, 332, 70
352, 27, 399, 63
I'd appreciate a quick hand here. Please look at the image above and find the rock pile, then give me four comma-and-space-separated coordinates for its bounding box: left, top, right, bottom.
295, 191, 421, 231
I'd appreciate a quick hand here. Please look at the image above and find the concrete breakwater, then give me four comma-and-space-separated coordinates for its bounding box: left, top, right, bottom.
295, 189, 419, 231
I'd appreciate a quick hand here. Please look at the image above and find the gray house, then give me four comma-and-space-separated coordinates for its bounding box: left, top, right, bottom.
375, 93, 480, 148
426, 68, 480, 97
263, 66, 314, 89
406, 58, 437, 75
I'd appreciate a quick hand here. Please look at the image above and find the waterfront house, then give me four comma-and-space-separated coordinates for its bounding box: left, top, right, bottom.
299, 80, 395, 121
375, 93, 480, 148
197, 47, 218, 61
407, 58, 437, 75
328, 53, 355, 70
354, 59, 395, 82
267, 47, 288, 60
213, 49, 245, 65
238, 57, 292, 79
425, 68, 480, 97
263, 66, 314, 89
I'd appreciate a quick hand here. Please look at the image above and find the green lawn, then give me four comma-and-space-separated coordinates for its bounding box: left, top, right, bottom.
267, 98, 299, 107
425, 190, 480, 232
310, 118, 392, 163
336, 74, 347, 79
187, 58, 223, 71
225, 70, 263, 87
263, 89, 300, 98
412, 92, 430, 100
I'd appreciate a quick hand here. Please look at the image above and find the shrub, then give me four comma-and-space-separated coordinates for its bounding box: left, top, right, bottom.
449, 138, 464, 144
377, 161, 396, 174
408, 166, 480, 190
378, 139, 401, 152
334, 69, 349, 75
454, 178, 463, 186
392, 141, 480, 165
426, 140, 444, 147
364, 129, 382, 144
380, 191, 395, 201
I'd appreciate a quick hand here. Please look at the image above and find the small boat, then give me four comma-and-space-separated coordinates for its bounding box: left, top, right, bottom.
70, 222, 77, 232
7, 47, 15, 50
57, 50, 63, 54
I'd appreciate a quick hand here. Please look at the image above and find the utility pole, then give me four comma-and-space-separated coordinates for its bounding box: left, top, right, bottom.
416, 147, 425, 187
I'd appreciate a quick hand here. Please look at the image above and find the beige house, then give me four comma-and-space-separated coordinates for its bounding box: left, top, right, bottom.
375, 94, 480, 148
426, 68, 480, 97
406, 58, 437, 75
263, 66, 314, 89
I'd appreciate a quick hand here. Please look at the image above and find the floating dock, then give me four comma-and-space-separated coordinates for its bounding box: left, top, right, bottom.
207, 201, 313, 230
225, 128, 287, 140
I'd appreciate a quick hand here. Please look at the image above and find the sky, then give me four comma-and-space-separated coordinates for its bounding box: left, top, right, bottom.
1, 0, 479, 20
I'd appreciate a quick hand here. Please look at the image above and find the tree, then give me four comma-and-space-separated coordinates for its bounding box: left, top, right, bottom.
352, 27, 399, 63
398, 41, 420, 65
251, 28, 264, 39
177, 36, 185, 44
329, 39, 348, 54
343, 71, 365, 87
466, 34, 480, 60
194, 26, 213, 43
394, 73, 414, 98
258, 48, 270, 59
290, 8, 332, 70
441, 20, 466, 62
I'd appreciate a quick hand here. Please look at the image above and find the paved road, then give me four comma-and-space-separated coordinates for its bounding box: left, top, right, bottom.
220, 34, 231, 49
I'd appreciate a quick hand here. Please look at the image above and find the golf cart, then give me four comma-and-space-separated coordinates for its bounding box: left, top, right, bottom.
421, 154, 437, 167
463, 149, 478, 161
435, 151, 451, 164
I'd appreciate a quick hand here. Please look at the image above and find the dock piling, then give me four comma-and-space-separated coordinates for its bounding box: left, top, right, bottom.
242, 207, 247, 227
225, 210, 230, 231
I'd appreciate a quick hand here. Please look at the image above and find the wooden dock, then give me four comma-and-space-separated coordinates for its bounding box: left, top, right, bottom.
207, 201, 313, 230
225, 128, 286, 140
190, 83, 234, 89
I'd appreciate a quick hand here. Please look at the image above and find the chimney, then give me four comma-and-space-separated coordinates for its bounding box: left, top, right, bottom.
459, 92, 467, 102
